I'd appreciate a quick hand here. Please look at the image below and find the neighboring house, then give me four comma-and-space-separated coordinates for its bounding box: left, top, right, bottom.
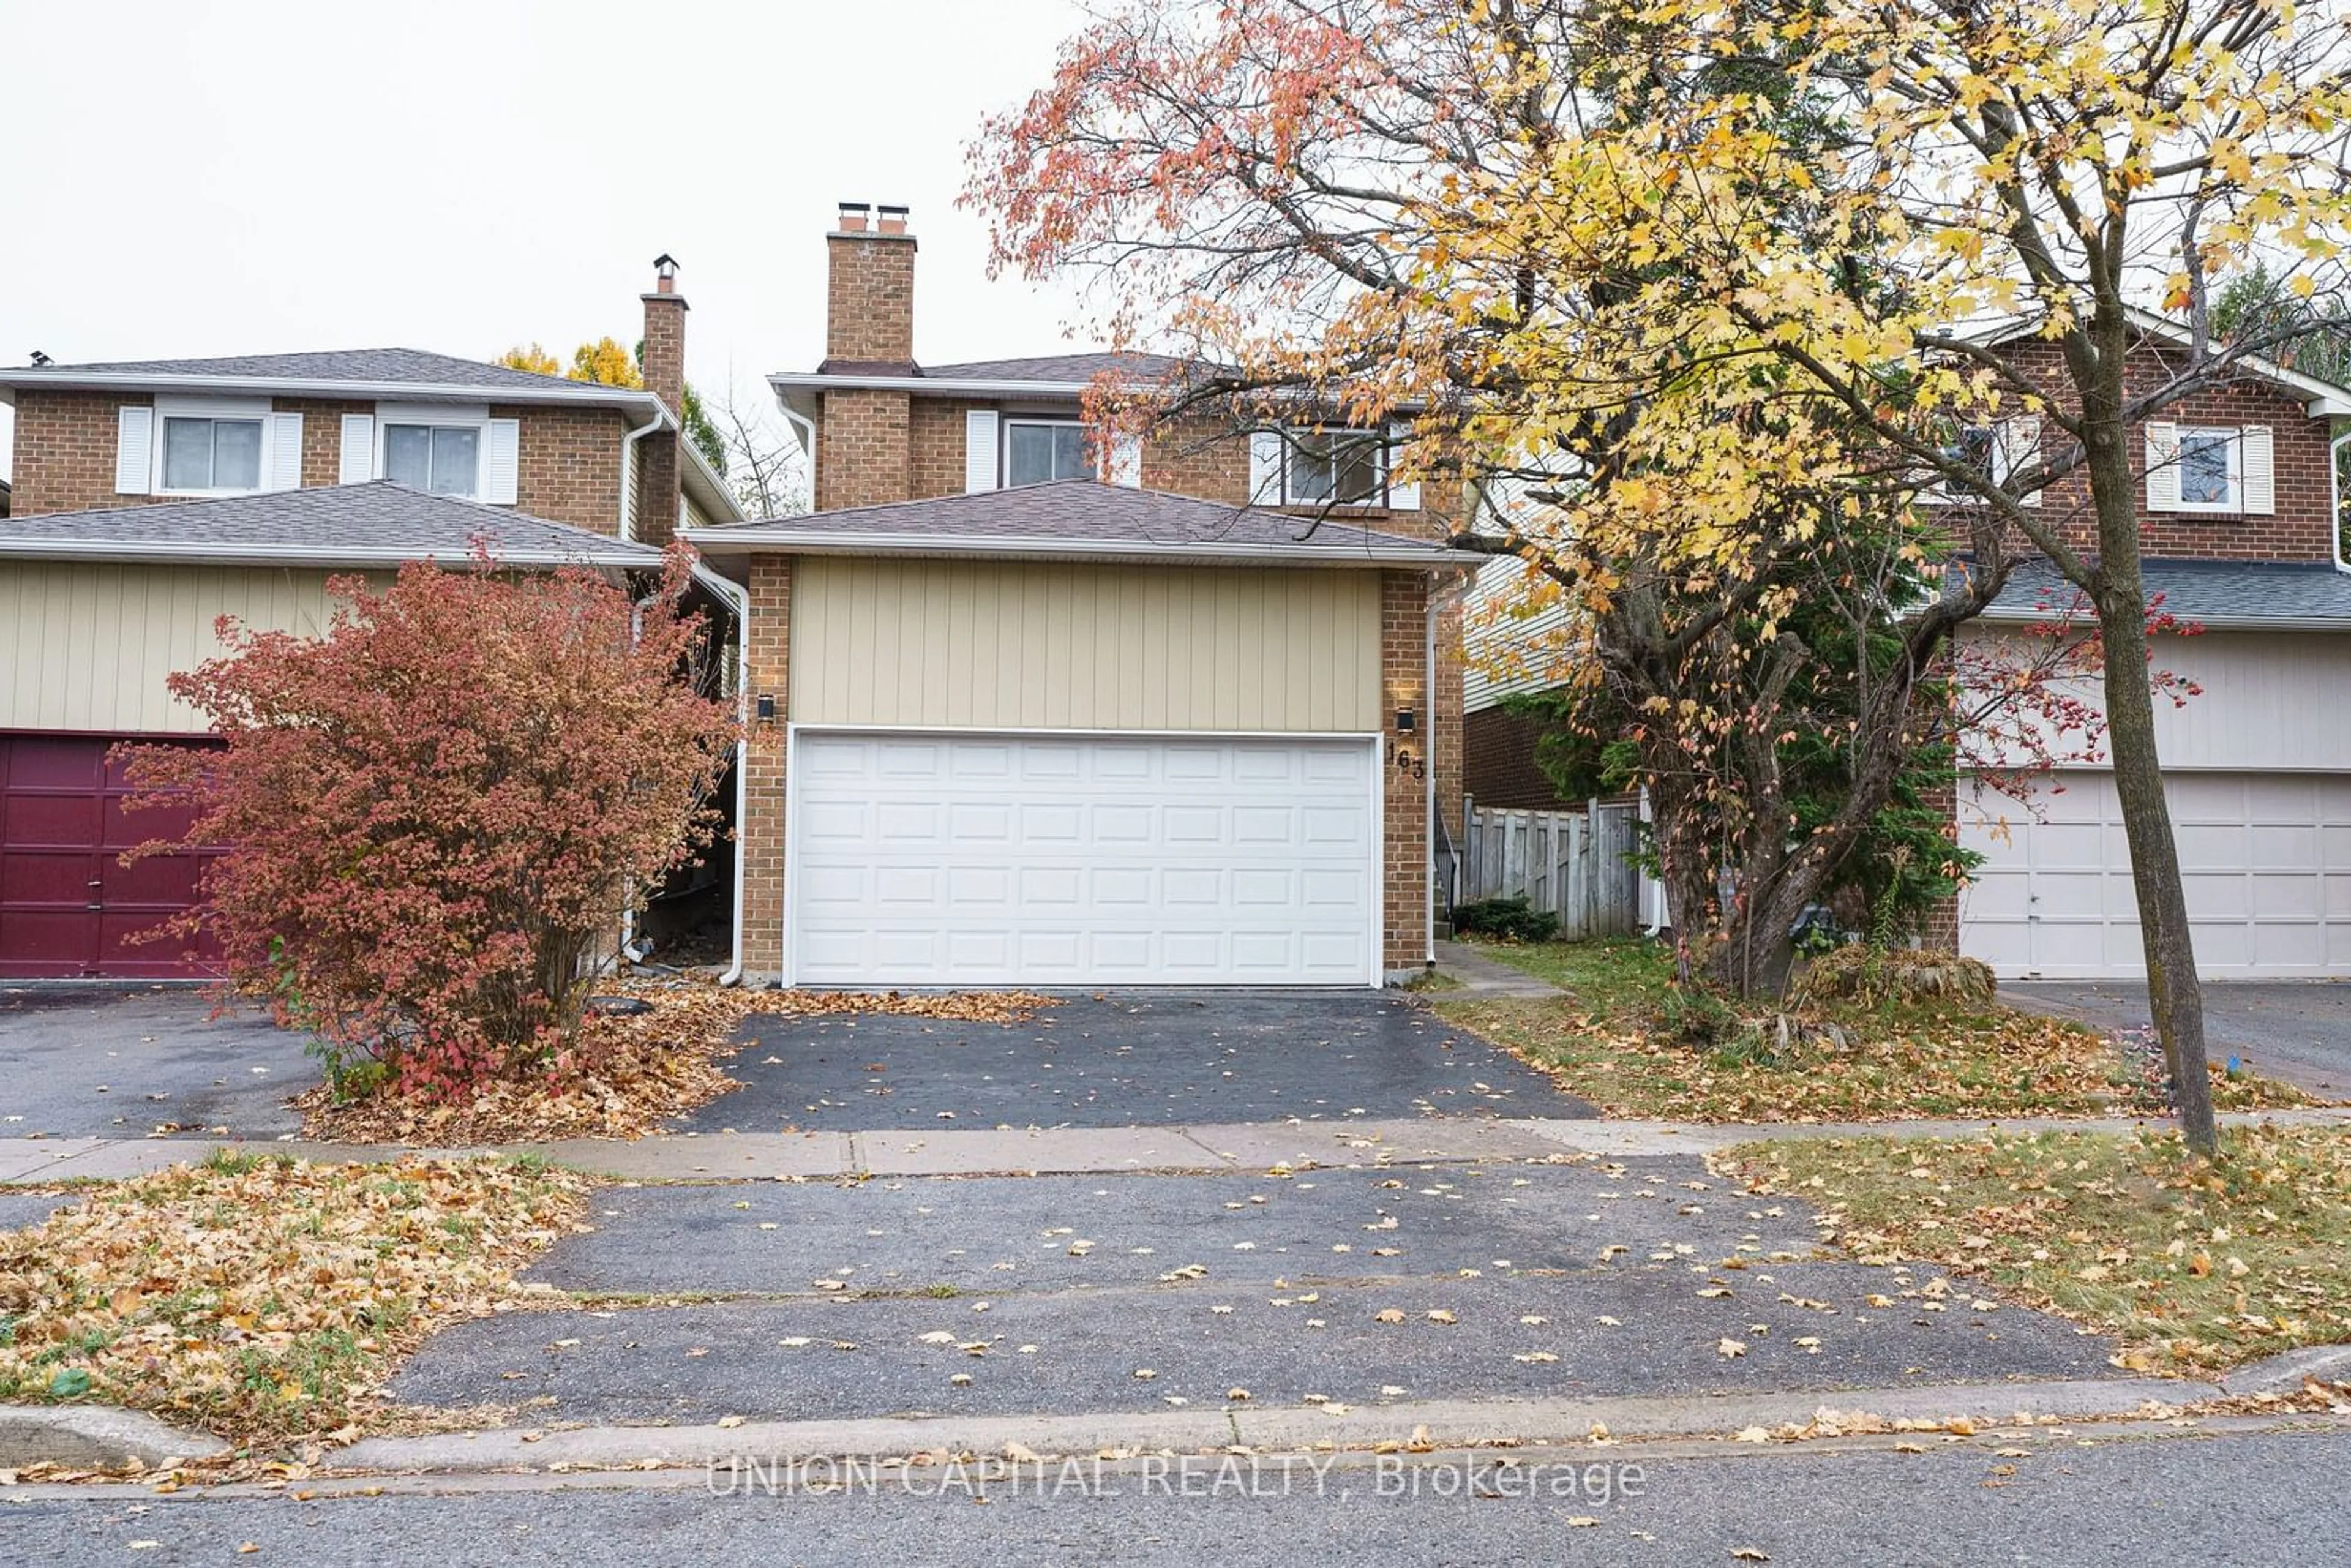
1951, 318, 2351, 980
683, 204, 1466, 986
0, 264, 740, 543
1, 477, 12, 518
0, 264, 739, 980
0, 485, 662, 978
1460, 315, 2351, 981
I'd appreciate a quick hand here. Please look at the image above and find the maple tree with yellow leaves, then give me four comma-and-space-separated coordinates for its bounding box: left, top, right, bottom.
970, 0, 2351, 1152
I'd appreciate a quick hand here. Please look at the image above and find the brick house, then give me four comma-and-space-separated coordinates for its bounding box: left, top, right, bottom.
682, 204, 1469, 986
1460, 312, 2351, 980
0, 264, 745, 979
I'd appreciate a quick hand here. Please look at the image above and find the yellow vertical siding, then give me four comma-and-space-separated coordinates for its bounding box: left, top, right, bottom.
788, 557, 1381, 732
0, 563, 359, 733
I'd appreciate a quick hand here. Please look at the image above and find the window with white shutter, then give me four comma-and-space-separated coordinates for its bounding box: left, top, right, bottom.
114, 406, 153, 495
963, 409, 1000, 493
2240, 425, 2274, 515
483, 418, 520, 504
1105, 431, 1143, 488
2144, 422, 2181, 510
338, 414, 375, 484
267, 411, 304, 491
1248, 430, 1284, 504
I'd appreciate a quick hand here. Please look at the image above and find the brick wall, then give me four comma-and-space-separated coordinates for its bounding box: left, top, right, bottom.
1463, 703, 1574, 810
1381, 568, 1433, 974
296, 399, 373, 488
815, 389, 912, 512
7, 389, 133, 515
826, 231, 917, 364
909, 397, 982, 500
1979, 342, 2338, 563
738, 555, 793, 980
9, 387, 630, 533
504, 403, 628, 535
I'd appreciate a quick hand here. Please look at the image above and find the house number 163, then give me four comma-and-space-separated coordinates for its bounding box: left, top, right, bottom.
1389, 741, 1425, 780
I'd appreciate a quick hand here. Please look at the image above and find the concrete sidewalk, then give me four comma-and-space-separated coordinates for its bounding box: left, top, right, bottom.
7, 1106, 2347, 1185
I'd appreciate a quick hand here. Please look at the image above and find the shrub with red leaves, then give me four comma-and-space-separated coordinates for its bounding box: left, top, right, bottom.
118, 545, 738, 1102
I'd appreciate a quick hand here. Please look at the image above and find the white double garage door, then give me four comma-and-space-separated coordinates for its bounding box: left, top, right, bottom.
787, 730, 1382, 986
1960, 770, 2351, 978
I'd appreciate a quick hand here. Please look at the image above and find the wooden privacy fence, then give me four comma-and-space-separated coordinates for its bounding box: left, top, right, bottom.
1453, 795, 1648, 940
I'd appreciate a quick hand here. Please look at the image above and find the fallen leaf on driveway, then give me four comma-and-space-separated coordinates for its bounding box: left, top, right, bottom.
1718, 1338, 1747, 1358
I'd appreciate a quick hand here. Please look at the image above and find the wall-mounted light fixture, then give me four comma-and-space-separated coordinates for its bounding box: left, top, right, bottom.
756, 694, 777, 722
1395, 707, 1417, 733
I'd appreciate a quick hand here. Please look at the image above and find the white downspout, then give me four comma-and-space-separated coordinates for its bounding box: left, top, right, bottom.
1424, 578, 1440, 972
619, 403, 675, 544
692, 562, 752, 987
2333, 430, 2350, 575
778, 404, 818, 513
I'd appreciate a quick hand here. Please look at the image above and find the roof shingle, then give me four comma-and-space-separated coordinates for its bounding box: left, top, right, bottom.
0, 482, 663, 569
1976, 557, 2351, 628
1, 347, 633, 397
695, 478, 1452, 563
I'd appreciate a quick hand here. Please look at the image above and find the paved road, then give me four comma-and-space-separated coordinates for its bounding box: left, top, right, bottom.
390, 1158, 2110, 1425
688, 991, 1594, 1134
0, 987, 310, 1139
7, 1425, 2341, 1566
2006, 980, 2351, 1097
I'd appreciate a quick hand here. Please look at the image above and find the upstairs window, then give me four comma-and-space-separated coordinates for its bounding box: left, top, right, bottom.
2147, 421, 2272, 516
1004, 419, 1089, 487
161, 416, 264, 492
1283, 429, 1387, 506
2175, 429, 2240, 509
384, 422, 482, 497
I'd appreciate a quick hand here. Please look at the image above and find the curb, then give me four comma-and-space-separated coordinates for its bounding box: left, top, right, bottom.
2218, 1344, 2351, 1397
0, 1404, 227, 1470
6, 1108, 2348, 1188
336, 1375, 2213, 1476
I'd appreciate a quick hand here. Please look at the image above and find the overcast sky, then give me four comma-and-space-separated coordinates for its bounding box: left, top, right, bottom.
0, 0, 1107, 481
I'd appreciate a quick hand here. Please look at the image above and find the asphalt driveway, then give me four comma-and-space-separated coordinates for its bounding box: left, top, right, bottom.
684, 990, 1594, 1134
2006, 980, 2351, 1098
0, 986, 315, 1139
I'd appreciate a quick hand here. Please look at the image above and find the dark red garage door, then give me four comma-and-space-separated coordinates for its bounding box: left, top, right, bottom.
0, 735, 225, 980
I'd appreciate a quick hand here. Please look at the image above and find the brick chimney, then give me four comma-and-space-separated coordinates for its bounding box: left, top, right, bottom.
817, 202, 917, 510
637, 252, 688, 546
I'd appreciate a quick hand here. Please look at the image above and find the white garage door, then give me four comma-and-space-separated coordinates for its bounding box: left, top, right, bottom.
789, 730, 1381, 986
1960, 770, 2351, 978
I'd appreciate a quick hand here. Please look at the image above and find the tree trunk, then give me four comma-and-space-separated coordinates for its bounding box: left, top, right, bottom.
2080, 352, 2219, 1155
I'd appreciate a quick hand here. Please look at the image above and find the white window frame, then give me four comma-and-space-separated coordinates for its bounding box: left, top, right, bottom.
2170, 426, 2243, 514
373, 402, 492, 499
152, 396, 274, 497
1279, 427, 1390, 507
1000, 416, 1092, 489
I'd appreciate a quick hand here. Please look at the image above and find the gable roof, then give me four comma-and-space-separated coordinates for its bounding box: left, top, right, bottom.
683, 478, 1455, 570
0, 482, 664, 572
1960, 306, 2351, 418
1974, 557, 2351, 631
